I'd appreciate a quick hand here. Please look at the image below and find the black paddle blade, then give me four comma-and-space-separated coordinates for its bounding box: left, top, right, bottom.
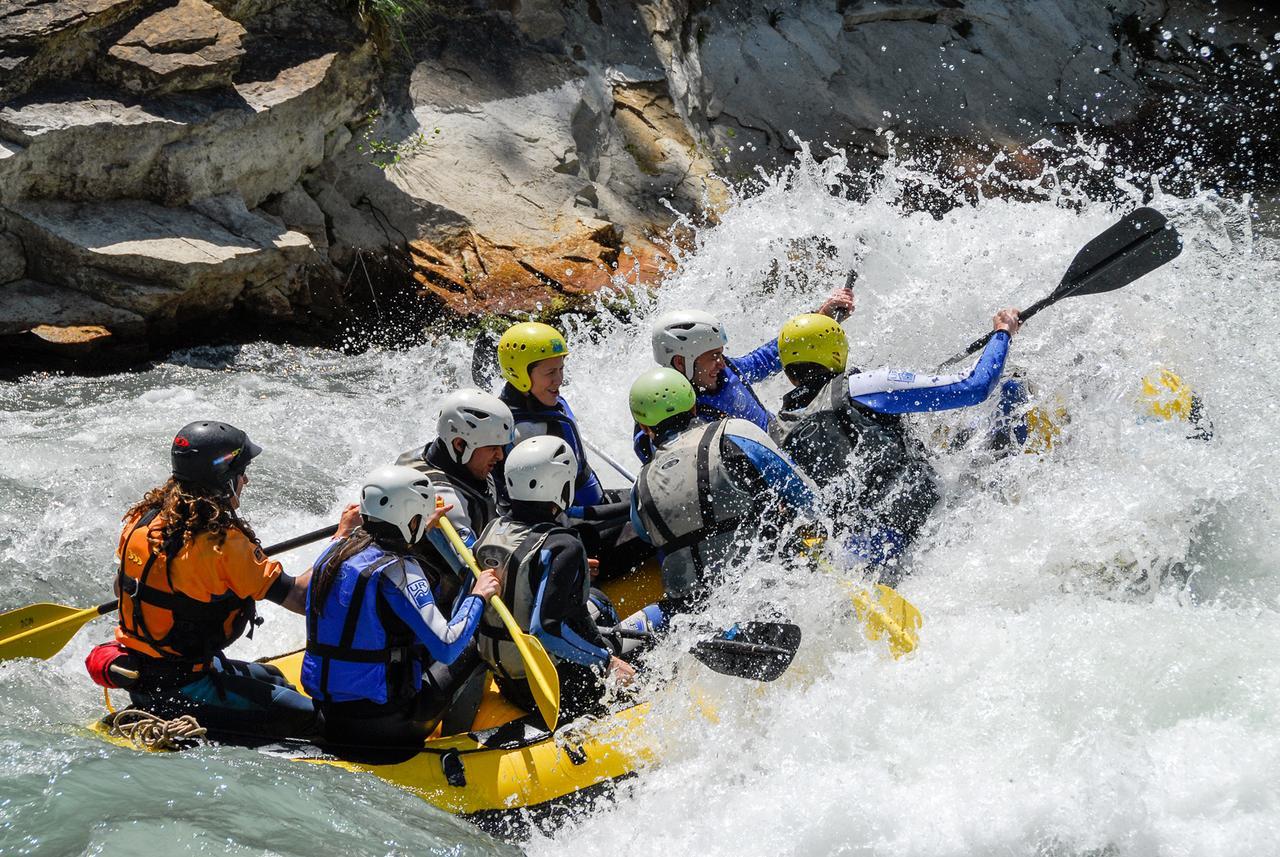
945, 207, 1183, 364
690, 621, 802, 682
1053, 206, 1182, 304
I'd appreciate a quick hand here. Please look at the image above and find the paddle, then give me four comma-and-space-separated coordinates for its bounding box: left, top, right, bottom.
801, 541, 922, 659
943, 206, 1183, 366
433, 505, 561, 732
0, 523, 340, 663
616, 620, 802, 682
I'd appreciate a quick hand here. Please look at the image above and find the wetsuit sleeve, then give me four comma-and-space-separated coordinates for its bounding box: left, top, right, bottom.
216, 527, 284, 601
722, 425, 821, 516
633, 425, 654, 464
529, 533, 611, 668
628, 484, 653, 544
731, 340, 783, 384
382, 557, 484, 665
848, 331, 1010, 414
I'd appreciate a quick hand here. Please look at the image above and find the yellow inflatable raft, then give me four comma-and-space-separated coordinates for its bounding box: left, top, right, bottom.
94, 563, 667, 834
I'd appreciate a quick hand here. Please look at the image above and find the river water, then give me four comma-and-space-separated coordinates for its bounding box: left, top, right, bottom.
2, 148, 1278, 856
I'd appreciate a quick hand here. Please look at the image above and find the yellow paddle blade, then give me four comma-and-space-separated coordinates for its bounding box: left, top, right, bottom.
0, 602, 105, 661
434, 507, 562, 731
489, 596, 561, 731
802, 539, 923, 658
848, 584, 922, 659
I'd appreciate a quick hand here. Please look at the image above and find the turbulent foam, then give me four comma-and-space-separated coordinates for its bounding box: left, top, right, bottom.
2, 145, 1278, 855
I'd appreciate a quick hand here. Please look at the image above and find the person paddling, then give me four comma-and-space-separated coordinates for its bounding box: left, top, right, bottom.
637, 286, 852, 462
473, 437, 639, 723
628, 368, 824, 614
772, 308, 1022, 564
303, 465, 500, 748
494, 321, 647, 576
90, 420, 358, 740
396, 388, 514, 609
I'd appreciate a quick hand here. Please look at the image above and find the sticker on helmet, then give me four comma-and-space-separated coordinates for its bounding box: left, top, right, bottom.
173, 436, 191, 447
888, 369, 916, 383
212, 448, 242, 466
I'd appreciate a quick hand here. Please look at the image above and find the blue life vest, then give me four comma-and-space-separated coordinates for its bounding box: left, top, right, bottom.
302, 545, 423, 706
500, 386, 605, 506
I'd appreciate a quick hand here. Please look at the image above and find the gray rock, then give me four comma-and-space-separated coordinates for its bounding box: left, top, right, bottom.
261, 183, 328, 251
100, 0, 247, 96
0, 43, 376, 208
0, 0, 150, 101
5, 198, 311, 325
0, 278, 145, 336
0, 232, 25, 283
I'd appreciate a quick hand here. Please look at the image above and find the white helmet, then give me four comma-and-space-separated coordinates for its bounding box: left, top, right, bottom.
360, 464, 437, 545
504, 436, 577, 509
650, 310, 728, 379
437, 388, 515, 464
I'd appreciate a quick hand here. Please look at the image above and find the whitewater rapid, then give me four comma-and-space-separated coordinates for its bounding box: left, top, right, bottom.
2, 148, 1278, 856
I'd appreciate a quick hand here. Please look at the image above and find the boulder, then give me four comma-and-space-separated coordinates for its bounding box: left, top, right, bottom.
260, 183, 328, 252
0, 0, 152, 101
0, 42, 377, 208
4, 198, 312, 328
0, 278, 144, 336
101, 0, 247, 95
410, 219, 673, 317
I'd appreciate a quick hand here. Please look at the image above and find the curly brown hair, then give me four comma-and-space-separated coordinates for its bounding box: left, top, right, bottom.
124, 477, 259, 551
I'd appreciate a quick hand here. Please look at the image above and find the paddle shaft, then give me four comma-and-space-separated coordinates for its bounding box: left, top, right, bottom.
614, 627, 789, 659
0, 522, 341, 662
433, 506, 560, 730
582, 437, 637, 484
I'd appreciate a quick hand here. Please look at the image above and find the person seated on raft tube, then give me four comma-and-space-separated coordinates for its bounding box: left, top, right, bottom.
493, 321, 647, 576
634, 286, 854, 463
396, 388, 515, 611
303, 465, 501, 748
473, 436, 644, 723
627, 368, 825, 613
770, 308, 1022, 565
88, 420, 359, 741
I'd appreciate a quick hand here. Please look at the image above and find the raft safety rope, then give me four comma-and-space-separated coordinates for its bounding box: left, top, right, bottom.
105, 706, 207, 751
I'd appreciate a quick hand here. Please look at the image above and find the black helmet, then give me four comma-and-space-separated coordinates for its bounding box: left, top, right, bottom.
170, 421, 262, 492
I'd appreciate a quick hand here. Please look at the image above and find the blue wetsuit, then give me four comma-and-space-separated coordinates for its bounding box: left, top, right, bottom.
498, 384, 606, 511
776, 330, 1013, 566
634, 340, 783, 463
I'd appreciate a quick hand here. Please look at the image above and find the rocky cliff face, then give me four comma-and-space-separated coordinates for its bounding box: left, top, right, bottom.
0, 0, 1274, 365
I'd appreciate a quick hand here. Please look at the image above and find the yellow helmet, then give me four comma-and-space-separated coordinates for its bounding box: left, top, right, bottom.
1140, 369, 1195, 422
777, 313, 848, 373
497, 322, 570, 392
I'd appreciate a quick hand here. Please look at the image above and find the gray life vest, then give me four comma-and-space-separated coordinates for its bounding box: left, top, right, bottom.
774, 372, 939, 537
633, 419, 762, 600
395, 446, 498, 609
471, 516, 559, 680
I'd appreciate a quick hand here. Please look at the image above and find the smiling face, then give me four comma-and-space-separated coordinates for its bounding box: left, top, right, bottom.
691, 347, 726, 391
528, 356, 566, 407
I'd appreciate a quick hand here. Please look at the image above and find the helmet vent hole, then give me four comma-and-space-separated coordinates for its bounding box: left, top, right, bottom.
528, 479, 537, 489
379, 496, 389, 506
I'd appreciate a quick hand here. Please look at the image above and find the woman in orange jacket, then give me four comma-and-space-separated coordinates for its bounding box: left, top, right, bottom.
94, 420, 357, 740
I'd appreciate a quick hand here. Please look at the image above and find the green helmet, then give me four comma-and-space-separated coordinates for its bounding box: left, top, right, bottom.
629, 368, 696, 427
